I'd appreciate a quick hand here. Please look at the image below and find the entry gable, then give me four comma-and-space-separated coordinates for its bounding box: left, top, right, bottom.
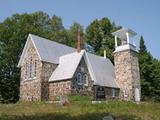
72, 54, 93, 87
49, 50, 85, 82
17, 34, 41, 67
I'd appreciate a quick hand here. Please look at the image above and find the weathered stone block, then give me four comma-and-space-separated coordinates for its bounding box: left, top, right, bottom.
114, 50, 141, 101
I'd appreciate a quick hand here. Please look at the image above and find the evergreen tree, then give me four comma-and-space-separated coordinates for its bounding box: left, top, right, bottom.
139, 36, 160, 101
139, 36, 147, 54
0, 12, 159, 103
48, 15, 68, 44
85, 17, 119, 62
67, 22, 83, 48
151, 59, 160, 101
139, 36, 152, 100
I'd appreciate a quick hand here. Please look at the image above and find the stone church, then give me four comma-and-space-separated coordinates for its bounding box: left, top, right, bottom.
18, 28, 141, 102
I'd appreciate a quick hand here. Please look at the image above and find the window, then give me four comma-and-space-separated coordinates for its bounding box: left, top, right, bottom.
124, 89, 128, 98
77, 73, 82, 85
83, 74, 88, 86
29, 57, 32, 79
25, 62, 28, 80
112, 89, 116, 97
33, 60, 37, 78
24, 57, 38, 80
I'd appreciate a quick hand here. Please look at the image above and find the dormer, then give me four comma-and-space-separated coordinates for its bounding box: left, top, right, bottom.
112, 28, 137, 52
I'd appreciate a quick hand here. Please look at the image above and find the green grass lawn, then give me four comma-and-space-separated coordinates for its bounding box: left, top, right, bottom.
0, 98, 160, 120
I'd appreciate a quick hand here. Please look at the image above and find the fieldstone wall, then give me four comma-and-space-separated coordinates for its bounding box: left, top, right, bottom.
41, 62, 57, 101
49, 80, 72, 101
20, 40, 42, 101
114, 50, 141, 101
71, 57, 94, 96
48, 57, 94, 101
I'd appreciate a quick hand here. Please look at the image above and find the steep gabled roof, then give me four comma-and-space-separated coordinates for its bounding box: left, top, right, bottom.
49, 50, 118, 88
18, 34, 119, 88
18, 34, 75, 67
86, 53, 117, 88
49, 50, 85, 81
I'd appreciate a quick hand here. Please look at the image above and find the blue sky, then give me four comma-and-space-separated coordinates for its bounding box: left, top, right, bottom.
0, 0, 160, 59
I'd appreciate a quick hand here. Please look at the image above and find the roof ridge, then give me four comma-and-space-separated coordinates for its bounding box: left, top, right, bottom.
29, 34, 110, 60
29, 34, 76, 50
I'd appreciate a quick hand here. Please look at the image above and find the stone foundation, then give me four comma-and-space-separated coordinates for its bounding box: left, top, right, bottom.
20, 80, 41, 101
49, 80, 72, 101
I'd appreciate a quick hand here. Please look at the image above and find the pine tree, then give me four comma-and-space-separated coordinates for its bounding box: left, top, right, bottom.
85, 17, 119, 62
139, 36, 160, 101
139, 36, 147, 54
139, 36, 152, 100
67, 22, 83, 48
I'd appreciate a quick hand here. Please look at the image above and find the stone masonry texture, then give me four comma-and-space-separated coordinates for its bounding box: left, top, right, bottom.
41, 62, 57, 101
20, 40, 42, 101
48, 57, 94, 101
114, 49, 141, 101
20, 40, 57, 101
20, 40, 120, 101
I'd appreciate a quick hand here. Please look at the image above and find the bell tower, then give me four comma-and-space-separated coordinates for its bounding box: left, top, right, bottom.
112, 28, 141, 102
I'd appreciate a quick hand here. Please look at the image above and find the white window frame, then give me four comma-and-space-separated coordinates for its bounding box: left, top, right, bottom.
24, 62, 28, 80
29, 57, 33, 80
33, 59, 37, 79
124, 89, 128, 98
112, 89, 116, 97
77, 73, 82, 85
83, 74, 88, 86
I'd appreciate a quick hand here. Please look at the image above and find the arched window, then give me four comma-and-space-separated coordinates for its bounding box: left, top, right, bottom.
77, 73, 82, 85
83, 74, 88, 86
33, 60, 37, 78
25, 62, 28, 80
29, 57, 32, 79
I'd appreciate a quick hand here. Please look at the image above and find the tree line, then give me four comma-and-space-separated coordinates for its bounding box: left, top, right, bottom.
0, 11, 159, 103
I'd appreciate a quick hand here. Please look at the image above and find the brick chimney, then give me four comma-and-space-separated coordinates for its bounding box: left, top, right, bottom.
77, 32, 84, 53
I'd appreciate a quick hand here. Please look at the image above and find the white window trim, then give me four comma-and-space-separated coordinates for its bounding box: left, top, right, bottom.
77, 73, 82, 85
124, 89, 128, 98
83, 74, 88, 86
24, 57, 38, 81
33, 59, 37, 79
29, 57, 32, 79
24, 62, 28, 80
112, 89, 116, 97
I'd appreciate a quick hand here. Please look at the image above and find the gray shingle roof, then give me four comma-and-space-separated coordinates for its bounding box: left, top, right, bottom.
49, 50, 85, 81
30, 34, 75, 64
48, 50, 118, 88
86, 53, 117, 88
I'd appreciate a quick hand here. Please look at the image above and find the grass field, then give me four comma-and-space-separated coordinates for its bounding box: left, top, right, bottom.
0, 97, 160, 120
